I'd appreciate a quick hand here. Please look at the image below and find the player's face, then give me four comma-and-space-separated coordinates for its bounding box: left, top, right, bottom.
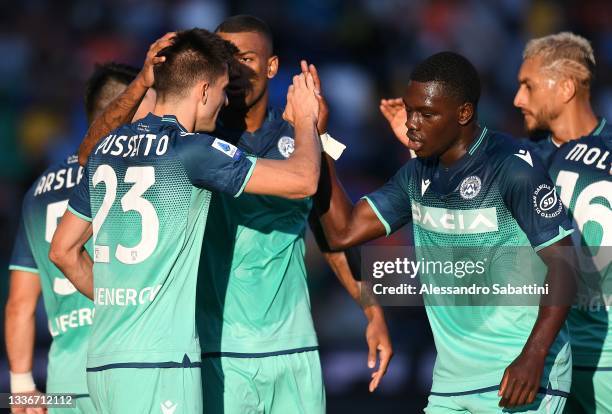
403, 81, 461, 158
196, 70, 229, 131
514, 57, 562, 132
217, 31, 277, 109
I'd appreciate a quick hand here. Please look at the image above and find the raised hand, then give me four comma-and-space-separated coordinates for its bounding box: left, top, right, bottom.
137, 32, 176, 88
300, 60, 329, 134
283, 73, 319, 127
380, 98, 411, 145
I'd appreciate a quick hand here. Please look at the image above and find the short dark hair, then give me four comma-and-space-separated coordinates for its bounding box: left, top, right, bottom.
215, 14, 274, 53
410, 51, 481, 109
154, 28, 237, 100
84, 62, 139, 121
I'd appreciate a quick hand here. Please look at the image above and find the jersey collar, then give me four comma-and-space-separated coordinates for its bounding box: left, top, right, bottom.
436, 126, 488, 173
139, 113, 188, 133
592, 117, 607, 136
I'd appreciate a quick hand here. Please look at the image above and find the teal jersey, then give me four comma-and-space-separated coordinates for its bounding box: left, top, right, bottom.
9, 154, 93, 394
68, 114, 255, 369
545, 119, 612, 368
365, 127, 574, 394
197, 109, 318, 355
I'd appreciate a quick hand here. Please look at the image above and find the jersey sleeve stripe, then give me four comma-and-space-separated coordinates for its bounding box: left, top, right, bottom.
8, 265, 39, 274
67, 204, 92, 222
234, 156, 257, 198
362, 196, 391, 236
534, 226, 574, 252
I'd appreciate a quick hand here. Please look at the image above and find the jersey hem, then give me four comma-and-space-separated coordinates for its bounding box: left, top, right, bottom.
201, 334, 318, 354
362, 196, 391, 236
202, 345, 319, 358
87, 350, 201, 368
67, 204, 92, 222
8, 265, 39, 274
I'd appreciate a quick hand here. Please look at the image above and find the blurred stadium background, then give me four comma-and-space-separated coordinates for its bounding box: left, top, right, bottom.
1, 0, 611, 411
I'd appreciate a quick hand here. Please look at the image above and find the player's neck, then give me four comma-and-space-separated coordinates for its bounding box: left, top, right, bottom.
439, 124, 479, 167
152, 102, 196, 132
549, 99, 598, 145
243, 94, 269, 133
220, 92, 269, 134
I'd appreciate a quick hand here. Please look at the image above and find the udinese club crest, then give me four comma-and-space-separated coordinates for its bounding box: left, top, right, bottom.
459, 176, 482, 199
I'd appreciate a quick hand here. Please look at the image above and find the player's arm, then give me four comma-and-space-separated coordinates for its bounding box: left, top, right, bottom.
49, 212, 93, 299
499, 237, 575, 408
241, 73, 321, 198
5, 271, 41, 390
314, 152, 410, 249
5, 217, 46, 413
498, 153, 576, 408
49, 166, 94, 299
78, 33, 175, 165
309, 214, 392, 392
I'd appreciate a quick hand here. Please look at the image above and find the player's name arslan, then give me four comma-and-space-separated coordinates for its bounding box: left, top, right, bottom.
94, 284, 162, 306
33, 165, 85, 197
372, 283, 550, 296
94, 133, 171, 159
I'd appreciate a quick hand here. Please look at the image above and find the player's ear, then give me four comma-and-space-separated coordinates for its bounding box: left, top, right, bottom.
200, 81, 209, 106
457, 102, 474, 126
267, 55, 279, 79
560, 77, 576, 104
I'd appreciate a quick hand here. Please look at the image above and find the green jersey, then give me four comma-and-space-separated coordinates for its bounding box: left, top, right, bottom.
9, 154, 92, 394
365, 128, 574, 394
545, 121, 612, 368
68, 114, 255, 370
197, 109, 318, 355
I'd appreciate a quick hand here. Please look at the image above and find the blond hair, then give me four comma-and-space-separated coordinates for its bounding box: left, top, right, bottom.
523, 32, 595, 89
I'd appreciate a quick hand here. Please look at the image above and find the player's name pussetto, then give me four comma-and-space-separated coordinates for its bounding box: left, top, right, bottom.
94, 132, 171, 159
372, 283, 550, 296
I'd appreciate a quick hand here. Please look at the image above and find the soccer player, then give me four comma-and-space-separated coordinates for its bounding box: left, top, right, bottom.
514, 32, 612, 414
5, 62, 140, 414
75, 15, 393, 414
316, 51, 576, 413
49, 28, 322, 414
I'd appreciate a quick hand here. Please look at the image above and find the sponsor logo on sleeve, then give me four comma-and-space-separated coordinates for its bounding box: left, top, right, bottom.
532, 184, 562, 218
459, 176, 482, 199
212, 138, 240, 159
278, 136, 295, 158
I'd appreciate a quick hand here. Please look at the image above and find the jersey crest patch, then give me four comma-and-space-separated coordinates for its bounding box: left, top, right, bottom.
459, 176, 481, 199
278, 136, 295, 158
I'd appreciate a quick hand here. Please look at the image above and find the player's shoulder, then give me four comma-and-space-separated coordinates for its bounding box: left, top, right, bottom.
484, 130, 543, 170
568, 131, 612, 149
26, 152, 83, 202
393, 156, 420, 184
